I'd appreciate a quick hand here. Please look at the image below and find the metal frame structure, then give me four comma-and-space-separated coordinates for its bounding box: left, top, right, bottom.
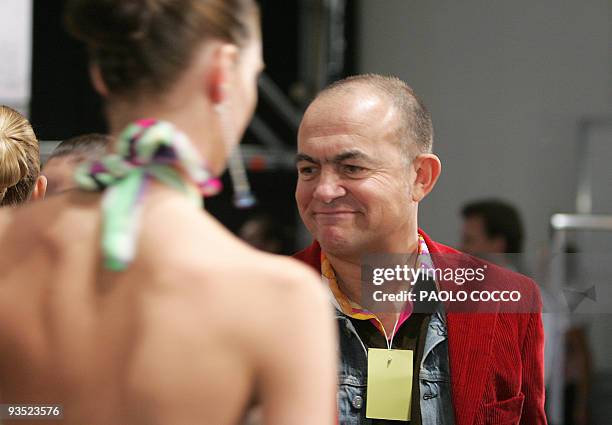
575, 115, 612, 214
551, 114, 612, 253
298, 0, 347, 102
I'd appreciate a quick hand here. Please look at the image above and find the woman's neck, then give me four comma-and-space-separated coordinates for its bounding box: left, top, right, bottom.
105, 95, 226, 175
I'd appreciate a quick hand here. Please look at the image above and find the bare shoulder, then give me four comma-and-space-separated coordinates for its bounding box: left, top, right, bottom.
165, 218, 330, 325
133, 196, 332, 344
183, 238, 328, 311
157, 207, 324, 290
240, 251, 329, 306
223, 250, 334, 335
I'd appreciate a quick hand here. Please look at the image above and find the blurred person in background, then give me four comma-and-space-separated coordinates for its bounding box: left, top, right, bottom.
239, 213, 286, 254
0, 1, 336, 424
459, 200, 591, 425
42, 133, 111, 195
460, 200, 562, 420
0, 105, 47, 206
460, 199, 523, 271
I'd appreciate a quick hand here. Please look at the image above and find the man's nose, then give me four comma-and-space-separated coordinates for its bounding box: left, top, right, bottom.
312, 170, 346, 203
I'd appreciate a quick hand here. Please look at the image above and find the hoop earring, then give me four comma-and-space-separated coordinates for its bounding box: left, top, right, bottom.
215, 102, 257, 209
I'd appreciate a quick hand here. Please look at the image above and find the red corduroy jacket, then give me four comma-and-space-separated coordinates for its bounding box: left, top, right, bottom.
294, 229, 547, 425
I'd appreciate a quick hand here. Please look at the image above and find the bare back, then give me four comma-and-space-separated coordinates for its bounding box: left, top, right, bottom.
0, 186, 336, 425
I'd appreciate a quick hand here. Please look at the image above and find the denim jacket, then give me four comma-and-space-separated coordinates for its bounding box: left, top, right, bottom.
336, 302, 455, 425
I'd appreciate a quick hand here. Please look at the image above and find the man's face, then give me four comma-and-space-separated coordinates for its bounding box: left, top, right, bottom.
460, 215, 504, 255
295, 90, 417, 258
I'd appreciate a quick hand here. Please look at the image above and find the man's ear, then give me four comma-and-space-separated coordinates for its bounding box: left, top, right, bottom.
90, 63, 109, 97
30, 175, 47, 202
410, 153, 442, 202
206, 43, 239, 106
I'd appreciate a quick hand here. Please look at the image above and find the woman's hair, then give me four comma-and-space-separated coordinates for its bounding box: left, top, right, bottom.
0, 106, 41, 206
65, 0, 259, 97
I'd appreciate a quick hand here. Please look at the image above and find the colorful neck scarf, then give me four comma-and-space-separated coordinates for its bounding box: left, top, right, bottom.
75, 119, 222, 271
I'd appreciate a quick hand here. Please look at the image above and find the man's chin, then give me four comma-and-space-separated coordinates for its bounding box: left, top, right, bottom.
317, 234, 360, 258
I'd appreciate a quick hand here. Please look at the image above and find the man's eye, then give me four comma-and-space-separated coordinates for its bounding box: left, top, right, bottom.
342, 164, 365, 174
298, 166, 316, 176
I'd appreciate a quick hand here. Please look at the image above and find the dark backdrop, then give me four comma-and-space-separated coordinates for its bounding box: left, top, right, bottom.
30, 0, 357, 250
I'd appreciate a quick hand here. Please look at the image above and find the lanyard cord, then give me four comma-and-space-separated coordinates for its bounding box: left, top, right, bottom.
334, 270, 402, 352
381, 314, 401, 351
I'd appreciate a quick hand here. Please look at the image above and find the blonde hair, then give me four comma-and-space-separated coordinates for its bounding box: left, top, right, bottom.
0, 106, 41, 206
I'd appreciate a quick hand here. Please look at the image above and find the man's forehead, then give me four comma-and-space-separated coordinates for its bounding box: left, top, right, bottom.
300, 100, 399, 150
295, 147, 373, 164
303, 89, 397, 129
296, 128, 380, 158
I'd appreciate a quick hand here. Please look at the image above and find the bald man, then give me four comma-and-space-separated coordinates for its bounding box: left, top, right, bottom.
294, 74, 547, 425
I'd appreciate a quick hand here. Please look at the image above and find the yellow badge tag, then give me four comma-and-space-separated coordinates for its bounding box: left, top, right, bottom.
366, 348, 413, 421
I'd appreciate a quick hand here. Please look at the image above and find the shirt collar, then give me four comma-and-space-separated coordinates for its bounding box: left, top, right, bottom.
321, 233, 434, 334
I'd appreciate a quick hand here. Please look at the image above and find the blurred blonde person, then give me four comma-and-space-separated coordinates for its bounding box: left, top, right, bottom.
0, 105, 47, 206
